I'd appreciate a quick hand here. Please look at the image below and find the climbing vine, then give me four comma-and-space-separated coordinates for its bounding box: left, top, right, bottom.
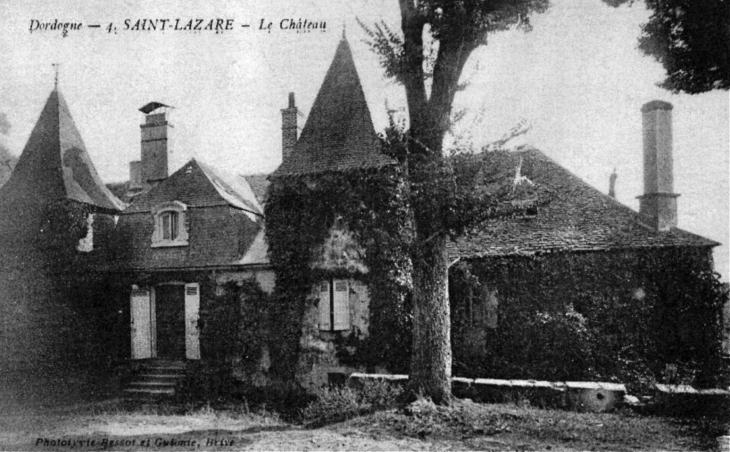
264, 165, 414, 380
450, 247, 729, 392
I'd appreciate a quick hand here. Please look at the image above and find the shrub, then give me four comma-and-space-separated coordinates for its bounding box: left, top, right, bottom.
358, 378, 405, 410
234, 381, 316, 422
301, 386, 361, 426
301, 379, 404, 426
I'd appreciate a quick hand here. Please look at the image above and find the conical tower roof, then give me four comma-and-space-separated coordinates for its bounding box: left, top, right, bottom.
272, 37, 394, 177
0, 89, 125, 212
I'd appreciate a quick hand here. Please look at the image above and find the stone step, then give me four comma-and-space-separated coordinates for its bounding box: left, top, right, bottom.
139, 365, 187, 372
124, 387, 175, 396
128, 381, 177, 388
124, 361, 188, 399
135, 373, 186, 381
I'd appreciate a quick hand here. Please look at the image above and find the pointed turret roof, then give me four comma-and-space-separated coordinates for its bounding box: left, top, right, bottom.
0, 89, 125, 212
272, 37, 394, 177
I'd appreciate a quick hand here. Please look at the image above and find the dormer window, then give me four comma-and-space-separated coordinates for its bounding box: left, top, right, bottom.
151, 201, 188, 247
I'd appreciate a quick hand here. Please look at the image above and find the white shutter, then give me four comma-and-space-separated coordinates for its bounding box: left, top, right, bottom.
333, 280, 350, 331
318, 280, 331, 330
130, 288, 152, 359
184, 283, 201, 360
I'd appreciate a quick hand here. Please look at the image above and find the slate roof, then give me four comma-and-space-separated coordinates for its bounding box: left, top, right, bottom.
0, 143, 16, 188
0, 89, 125, 213
113, 202, 264, 271
448, 147, 719, 259
271, 37, 394, 177
112, 158, 268, 270
105, 181, 135, 204
242, 174, 270, 205
124, 159, 262, 217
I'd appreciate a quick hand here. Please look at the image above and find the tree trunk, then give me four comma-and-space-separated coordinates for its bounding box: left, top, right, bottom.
410, 233, 452, 405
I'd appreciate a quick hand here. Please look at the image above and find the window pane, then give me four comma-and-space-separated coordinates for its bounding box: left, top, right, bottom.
162, 213, 171, 240
170, 212, 178, 240
160, 211, 180, 241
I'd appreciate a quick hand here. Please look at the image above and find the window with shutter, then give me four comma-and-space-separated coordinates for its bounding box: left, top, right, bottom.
332, 280, 350, 331
318, 280, 331, 330
318, 279, 351, 332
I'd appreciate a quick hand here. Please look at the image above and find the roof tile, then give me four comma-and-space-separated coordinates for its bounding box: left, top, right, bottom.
448, 148, 718, 259
0, 89, 124, 212
272, 38, 394, 177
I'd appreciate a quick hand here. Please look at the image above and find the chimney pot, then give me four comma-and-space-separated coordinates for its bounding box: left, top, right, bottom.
638, 100, 679, 231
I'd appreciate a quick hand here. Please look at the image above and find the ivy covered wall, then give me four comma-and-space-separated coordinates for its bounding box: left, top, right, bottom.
263, 161, 728, 392
264, 167, 413, 383
0, 201, 127, 405
449, 247, 728, 390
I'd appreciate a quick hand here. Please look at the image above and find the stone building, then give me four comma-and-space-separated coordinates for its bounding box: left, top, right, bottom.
0, 89, 126, 403
446, 102, 723, 383
0, 37, 725, 399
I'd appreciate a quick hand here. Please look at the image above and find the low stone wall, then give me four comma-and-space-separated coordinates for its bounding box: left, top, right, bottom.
346, 373, 627, 412
654, 384, 730, 414
453, 377, 626, 412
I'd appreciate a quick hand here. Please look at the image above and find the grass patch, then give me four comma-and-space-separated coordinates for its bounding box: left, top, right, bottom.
345, 398, 728, 451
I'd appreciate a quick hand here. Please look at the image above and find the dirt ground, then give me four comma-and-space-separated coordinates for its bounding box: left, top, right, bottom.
0, 398, 728, 451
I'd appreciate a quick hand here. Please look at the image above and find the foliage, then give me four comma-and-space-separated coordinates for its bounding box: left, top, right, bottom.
234, 381, 317, 422
301, 386, 362, 426
301, 379, 404, 426
192, 277, 270, 398
264, 123, 547, 383
199, 279, 269, 371
264, 165, 414, 380
606, 0, 729, 93
357, 378, 407, 410
450, 247, 729, 392
359, 0, 552, 404
0, 200, 126, 392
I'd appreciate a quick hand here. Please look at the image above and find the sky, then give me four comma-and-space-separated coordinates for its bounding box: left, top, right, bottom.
0, 0, 727, 280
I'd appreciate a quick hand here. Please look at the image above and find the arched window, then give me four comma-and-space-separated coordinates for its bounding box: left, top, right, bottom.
151, 201, 189, 247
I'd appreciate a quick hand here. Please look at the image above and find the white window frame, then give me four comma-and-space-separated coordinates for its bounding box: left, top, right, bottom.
151, 201, 189, 247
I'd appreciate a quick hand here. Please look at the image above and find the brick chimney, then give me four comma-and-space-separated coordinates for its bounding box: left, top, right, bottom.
609, 168, 617, 198
140, 110, 169, 184
281, 92, 298, 162
129, 160, 143, 190
637, 100, 679, 231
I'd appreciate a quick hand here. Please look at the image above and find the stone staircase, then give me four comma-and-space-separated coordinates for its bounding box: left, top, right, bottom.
123, 360, 187, 399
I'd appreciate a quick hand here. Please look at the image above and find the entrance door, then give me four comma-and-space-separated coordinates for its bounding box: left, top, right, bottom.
155, 285, 186, 359
130, 288, 152, 359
